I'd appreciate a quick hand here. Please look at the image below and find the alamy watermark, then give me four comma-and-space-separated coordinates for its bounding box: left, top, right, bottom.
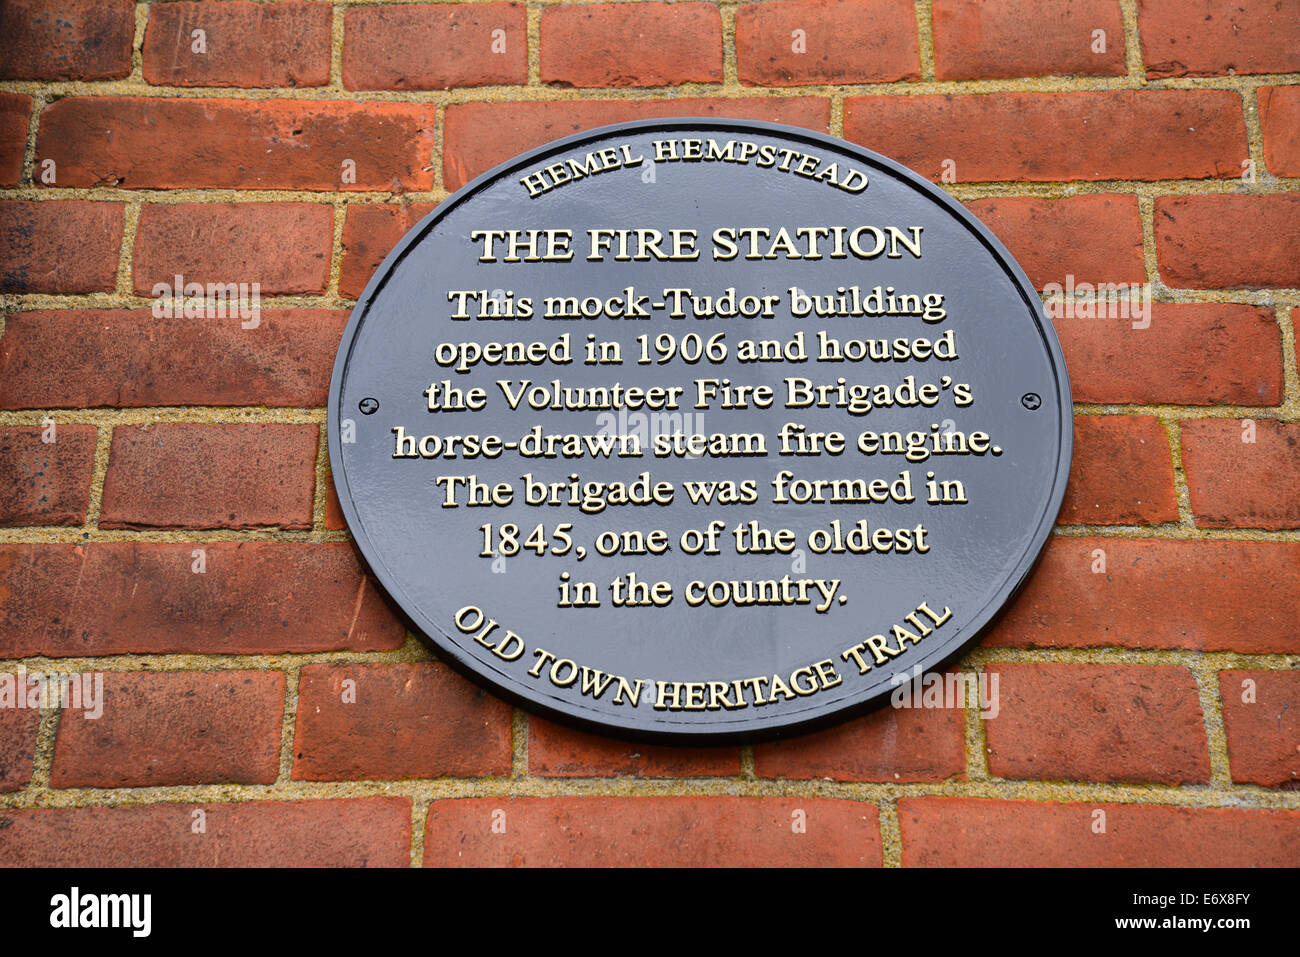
0, 665, 103, 719
151, 272, 261, 328
594, 408, 707, 456
50, 887, 150, 937
890, 664, 999, 718
1041, 274, 1152, 329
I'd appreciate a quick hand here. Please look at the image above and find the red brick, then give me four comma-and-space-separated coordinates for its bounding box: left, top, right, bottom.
528, 717, 740, 777
1180, 418, 1300, 530
0, 0, 134, 81
50, 670, 285, 788
1155, 195, 1300, 289
899, 797, 1300, 866
1260, 86, 1300, 177
0, 706, 40, 792
36, 97, 438, 191
144, 1, 331, 88
133, 203, 332, 296
1059, 416, 1178, 525
844, 91, 1247, 182
1053, 303, 1283, 406
0, 309, 348, 410
1220, 670, 1300, 789
424, 797, 881, 866
541, 2, 721, 88
292, 663, 512, 781
0, 798, 410, 866
987, 537, 1300, 655
444, 98, 830, 190
324, 467, 347, 530
984, 663, 1209, 785
0, 425, 95, 527
340, 203, 437, 299
967, 194, 1145, 289
344, 3, 526, 90
0, 94, 31, 187
736, 0, 919, 86
100, 423, 318, 531
756, 696, 966, 782
0, 542, 404, 658
933, 0, 1125, 80
1139, 0, 1300, 77
0, 201, 123, 294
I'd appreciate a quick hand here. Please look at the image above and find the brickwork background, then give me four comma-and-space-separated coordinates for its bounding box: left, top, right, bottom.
0, 0, 1297, 867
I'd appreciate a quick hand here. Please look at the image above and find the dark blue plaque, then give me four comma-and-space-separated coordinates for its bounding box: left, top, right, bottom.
328, 119, 1072, 743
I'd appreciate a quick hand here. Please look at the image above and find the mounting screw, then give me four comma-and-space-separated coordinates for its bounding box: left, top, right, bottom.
358, 397, 379, 415
1021, 392, 1041, 411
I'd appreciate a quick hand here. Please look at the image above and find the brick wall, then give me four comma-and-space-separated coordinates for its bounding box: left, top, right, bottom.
0, 0, 1297, 867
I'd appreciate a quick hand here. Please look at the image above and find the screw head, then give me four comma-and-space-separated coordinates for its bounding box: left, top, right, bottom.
358, 397, 379, 415
1021, 392, 1042, 411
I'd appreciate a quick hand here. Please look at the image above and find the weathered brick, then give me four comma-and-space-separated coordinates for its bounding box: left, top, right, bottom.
755, 696, 966, 782
0, 542, 405, 658
100, 423, 318, 530
340, 203, 437, 299
967, 194, 1145, 289
736, 0, 920, 86
988, 537, 1300, 654
1180, 418, 1300, 530
541, 2, 722, 88
1260, 86, 1300, 177
1155, 194, 1300, 289
1053, 303, 1283, 406
1058, 416, 1178, 525
0, 94, 31, 187
0, 706, 40, 792
324, 467, 347, 530
49, 670, 285, 788
0, 798, 411, 866
0, 425, 96, 527
1139, 0, 1300, 77
528, 717, 740, 777
344, 3, 527, 90
292, 663, 512, 781
444, 98, 830, 190
844, 91, 1247, 182
1219, 670, 1300, 789
984, 663, 1209, 785
133, 203, 332, 296
36, 97, 438, 191
424, 797, 881, 866
933, 0, 1125, 79
0, 0, 134, 81
0, 201, 123, 294
144, 1, 332, 88
899, 798, 1300, 866
0, 309, 348, 409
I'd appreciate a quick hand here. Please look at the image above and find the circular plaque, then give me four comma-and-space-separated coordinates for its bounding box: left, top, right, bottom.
328, 118, 1072, 743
